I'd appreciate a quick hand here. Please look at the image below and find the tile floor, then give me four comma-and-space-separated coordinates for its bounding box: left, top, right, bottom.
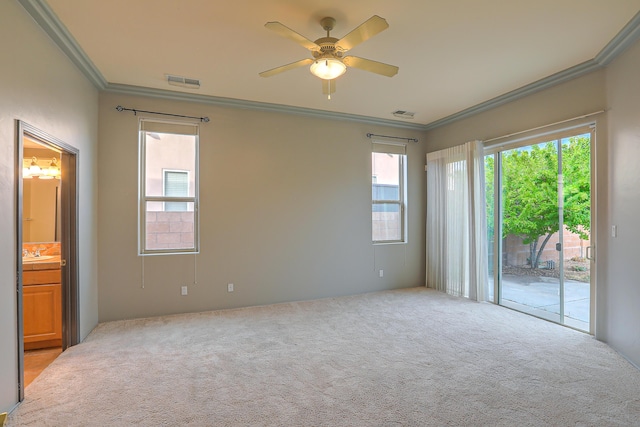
24, 347, 61, 388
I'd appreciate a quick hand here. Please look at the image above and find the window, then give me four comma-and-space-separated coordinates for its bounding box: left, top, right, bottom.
163, 170, 189, 212
139, 120, 199, 254
372, 142, 406, 243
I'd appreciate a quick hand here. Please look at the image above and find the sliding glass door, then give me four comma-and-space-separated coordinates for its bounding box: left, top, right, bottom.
486, 129, 593, 332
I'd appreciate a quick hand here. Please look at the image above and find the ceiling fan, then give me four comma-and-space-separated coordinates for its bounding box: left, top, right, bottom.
259, 15, 399, 98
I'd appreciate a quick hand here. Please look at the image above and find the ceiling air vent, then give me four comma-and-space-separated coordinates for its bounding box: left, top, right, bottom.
166, 74, 200, 89
392, 110, 415, 119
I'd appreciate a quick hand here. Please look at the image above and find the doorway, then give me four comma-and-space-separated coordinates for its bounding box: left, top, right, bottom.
16, 121, 79, 399
486, 127, 594, 332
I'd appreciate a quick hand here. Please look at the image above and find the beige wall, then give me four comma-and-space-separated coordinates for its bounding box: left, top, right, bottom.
0, 0, 99, 412
424, 69, 607, 151
603, 37, 640, 366
98, 92, 427, 321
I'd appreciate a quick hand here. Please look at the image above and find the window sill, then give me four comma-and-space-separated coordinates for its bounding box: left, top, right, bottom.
139, 251, 200, 256
373, 241, 407, 246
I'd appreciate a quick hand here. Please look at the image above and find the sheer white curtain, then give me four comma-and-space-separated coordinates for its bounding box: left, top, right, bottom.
426, 141, 488, 301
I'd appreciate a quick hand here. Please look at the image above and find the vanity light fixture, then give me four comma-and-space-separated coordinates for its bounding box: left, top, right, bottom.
28, 157, 41, 177
44, 157, 60, 179
23, 157, 61, 179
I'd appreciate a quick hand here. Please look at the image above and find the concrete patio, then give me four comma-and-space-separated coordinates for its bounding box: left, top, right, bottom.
492, 274, 590, 331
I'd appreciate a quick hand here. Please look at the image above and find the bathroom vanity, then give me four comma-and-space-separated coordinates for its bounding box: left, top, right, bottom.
22, 256, 62, 350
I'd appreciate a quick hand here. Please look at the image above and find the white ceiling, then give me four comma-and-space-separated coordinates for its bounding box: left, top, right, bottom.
42, 0, 640, 127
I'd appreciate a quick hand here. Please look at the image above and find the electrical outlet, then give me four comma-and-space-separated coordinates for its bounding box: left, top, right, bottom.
227, 283, 234, 292
379, 269, 384, 278
181, 286, 188, 296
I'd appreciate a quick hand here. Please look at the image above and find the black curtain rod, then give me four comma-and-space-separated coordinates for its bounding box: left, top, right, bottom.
115, 105, 210, 123
366, 133, 418, 143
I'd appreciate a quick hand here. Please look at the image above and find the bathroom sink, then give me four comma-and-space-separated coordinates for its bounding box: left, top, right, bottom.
22, 255, 56, 263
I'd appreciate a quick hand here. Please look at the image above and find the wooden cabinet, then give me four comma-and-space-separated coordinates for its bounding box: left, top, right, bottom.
23, 269, 62, 350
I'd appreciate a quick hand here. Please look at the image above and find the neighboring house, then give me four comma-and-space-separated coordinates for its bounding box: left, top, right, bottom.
1, 0, 639, 414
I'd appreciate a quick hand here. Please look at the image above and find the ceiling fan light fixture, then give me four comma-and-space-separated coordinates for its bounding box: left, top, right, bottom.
310, 58, 346, 80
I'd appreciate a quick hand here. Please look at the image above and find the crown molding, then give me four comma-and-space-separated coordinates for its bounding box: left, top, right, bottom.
424, 10, 640, 131
595, 10, 640, 65
18, 1, 640, 132
104, 83, 427, 131
18, 0, 107, 89
422, 59, 601, 130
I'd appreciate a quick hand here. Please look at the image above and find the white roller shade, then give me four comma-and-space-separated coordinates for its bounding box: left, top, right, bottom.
141, 120, 198, 136
372, 142, 406, 155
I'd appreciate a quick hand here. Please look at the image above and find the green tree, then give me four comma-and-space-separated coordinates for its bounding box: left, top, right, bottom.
562, 136, 591, 240
499, 136, 590, 268
485, 154, 495, 242
485, 154, 496, 276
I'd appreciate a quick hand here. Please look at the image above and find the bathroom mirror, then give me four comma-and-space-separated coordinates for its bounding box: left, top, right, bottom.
23, 141, 62, 243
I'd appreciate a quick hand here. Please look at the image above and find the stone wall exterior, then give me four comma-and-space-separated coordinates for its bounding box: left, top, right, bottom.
504, 226, 591, 267
145, 211, 194, 250
372, 212, 401, 242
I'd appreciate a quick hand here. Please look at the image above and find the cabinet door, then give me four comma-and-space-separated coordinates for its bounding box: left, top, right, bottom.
23, 283, 62, 345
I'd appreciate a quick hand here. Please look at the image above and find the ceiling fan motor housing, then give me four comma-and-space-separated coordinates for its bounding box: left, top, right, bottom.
312, 38, 343, 58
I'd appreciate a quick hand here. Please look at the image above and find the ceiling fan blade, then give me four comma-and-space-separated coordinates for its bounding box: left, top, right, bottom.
265, 22, 320, 51
335, 15, 389, 52
343, 56, 398, 77
259, 58, 314, 77
322, 79, 336, 95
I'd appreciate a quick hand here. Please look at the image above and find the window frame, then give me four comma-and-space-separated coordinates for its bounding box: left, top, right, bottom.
371, 142, 407, 244
139, 119, 199, 255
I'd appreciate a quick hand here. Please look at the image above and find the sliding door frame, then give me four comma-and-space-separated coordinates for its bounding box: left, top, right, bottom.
485, 121, 596, 334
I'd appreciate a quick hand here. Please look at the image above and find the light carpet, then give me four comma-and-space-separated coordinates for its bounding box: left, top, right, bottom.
8, 287, 640, 426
